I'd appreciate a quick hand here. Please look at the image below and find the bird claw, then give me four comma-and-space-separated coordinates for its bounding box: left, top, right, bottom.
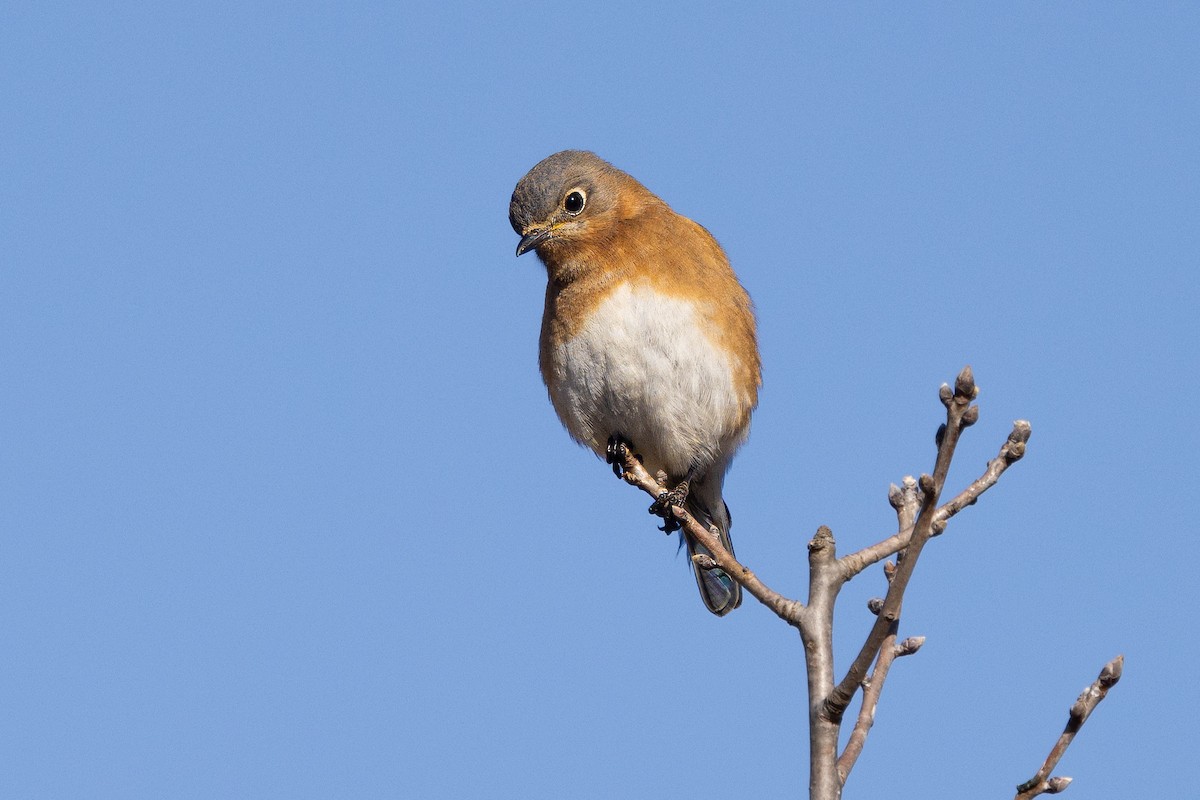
606, 434, 637, 478
649, 481, 690, 533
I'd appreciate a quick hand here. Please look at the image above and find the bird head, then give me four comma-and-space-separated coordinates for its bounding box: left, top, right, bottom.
509, 150, 633, 259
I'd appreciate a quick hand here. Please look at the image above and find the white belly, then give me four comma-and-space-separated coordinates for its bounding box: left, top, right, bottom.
544, 283, 747, 478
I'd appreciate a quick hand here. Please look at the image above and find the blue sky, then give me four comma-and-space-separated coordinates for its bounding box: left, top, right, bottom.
3, 3, 1196, 797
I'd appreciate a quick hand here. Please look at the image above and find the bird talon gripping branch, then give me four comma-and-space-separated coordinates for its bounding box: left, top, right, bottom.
605, 434, 632, 478
657, 517, 683, 534
650, 485, 688, 534
511, 151, 761, 616
649, 480, 690, 518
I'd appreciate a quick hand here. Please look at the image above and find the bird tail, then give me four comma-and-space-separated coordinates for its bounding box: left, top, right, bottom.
683, 491, 742, 616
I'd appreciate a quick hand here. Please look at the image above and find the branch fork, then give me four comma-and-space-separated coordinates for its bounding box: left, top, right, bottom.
606, 366, 1116, 799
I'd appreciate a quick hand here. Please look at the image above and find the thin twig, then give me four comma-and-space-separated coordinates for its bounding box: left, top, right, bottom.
1015, 655, 1124, 799
837, 476, 925, 781
618, 449, 805, 627
837, 633, 925, 782
824, 366, 979, 722
802, 525, 844, 800
840, 419, 1032, 578
889, 475, 923, 534
603, 367, 1067, 800
838, 626, 895, 778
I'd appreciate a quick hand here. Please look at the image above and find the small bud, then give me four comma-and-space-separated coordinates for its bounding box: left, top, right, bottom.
938, 383, 953, 407
954, 365, 976, 398
895, 635, 925, 656
918, 473, 936, 494
807, 525, 835, 554
888, 483, 903, 509
1100, 654, 1124, 687
962, 405, 980, 427
1046, 776, 1073, 793
691, 553, 718, 571
1005, 420, 1033, 463
867, 597, 885, 615
935, 423, 946, 448
1008, 419, 1036, 462
883, 560, 897, 581
892, 476, 921, 510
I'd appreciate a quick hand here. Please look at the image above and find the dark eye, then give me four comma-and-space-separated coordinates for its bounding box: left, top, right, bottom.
563, 190, 586, 215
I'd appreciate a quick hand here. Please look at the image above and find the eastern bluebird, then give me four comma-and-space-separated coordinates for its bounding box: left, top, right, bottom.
510, 150, 761, 616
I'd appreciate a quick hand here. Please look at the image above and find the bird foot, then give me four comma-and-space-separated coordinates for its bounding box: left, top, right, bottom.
649, 480, 690, 533
606, 434, 639, 479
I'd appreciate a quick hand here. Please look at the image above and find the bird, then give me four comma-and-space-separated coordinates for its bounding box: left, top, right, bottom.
509, 150, 761, 616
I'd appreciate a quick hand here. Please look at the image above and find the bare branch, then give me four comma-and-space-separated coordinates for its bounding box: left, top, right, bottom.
842, 499, 931, 782
837, 628, 927, 781
801, 525, 844, 800
1015, 655, 1124, 799
840, 419, 1032, 578
617, 447, 805, 627
598, 366, 1110, 800
935, 419, 1031, 533
824, 366, 979, 722
888, 475, 922, 533
836, 625, 896, 781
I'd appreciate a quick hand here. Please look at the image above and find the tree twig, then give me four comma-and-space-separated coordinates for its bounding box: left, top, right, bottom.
837, 474, 925, 781
824, 366, 980, 722
1015, 655, 1124, 799
617, 449, 805, 627
837, 631, 925, 782
598, 366, 1100, 800
839, 419, 1032, 579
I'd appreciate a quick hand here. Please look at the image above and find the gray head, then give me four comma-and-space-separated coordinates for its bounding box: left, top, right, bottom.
509, 150, 632, 257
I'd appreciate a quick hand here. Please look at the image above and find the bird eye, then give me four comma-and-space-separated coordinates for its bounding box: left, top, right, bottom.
563, 190, 586, 215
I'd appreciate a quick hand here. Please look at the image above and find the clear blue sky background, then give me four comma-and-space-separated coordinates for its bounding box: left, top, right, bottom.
3, 3, 1196, 798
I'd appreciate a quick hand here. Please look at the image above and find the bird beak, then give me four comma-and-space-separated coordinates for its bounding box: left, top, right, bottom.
515, 226, 552, 257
